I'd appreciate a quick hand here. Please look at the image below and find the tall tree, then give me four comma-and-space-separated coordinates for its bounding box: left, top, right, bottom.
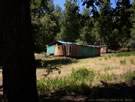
97, 0, 117, 48
31, 0, 61, 52
129, 0, 135, 47
0, 0, 38, 102
114, 0, 132, 47
77, 8, 96, 44
82, 0, 132, 49
56, 0, 80, 42
130, 0, 135, 39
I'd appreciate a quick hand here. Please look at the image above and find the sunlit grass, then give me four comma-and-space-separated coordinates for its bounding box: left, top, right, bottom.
130, 59, 134, 64
115, 51, 135, 57
37, 67, 96, 95
120, 59, 126, 65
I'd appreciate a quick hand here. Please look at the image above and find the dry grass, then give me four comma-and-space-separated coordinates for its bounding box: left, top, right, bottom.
36, 53, 135, 80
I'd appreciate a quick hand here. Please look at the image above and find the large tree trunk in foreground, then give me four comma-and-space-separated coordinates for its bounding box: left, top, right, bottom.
0, 0, 39, 102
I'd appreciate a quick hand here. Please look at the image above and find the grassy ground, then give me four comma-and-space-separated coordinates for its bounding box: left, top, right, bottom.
36, 52, 135, 80
35, 51, 135, 101
0, 52, 135, 101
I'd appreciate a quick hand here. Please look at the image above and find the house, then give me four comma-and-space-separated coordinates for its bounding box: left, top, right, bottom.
100, 45, 108, 53
47, 41, 100, 58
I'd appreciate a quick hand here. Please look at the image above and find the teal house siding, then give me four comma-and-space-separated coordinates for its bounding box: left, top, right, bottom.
81, 46, 91, 57
92, 47, 96, 57
47, 45, 56, 56
47, 41, 100, 57
81, 47, 97, 57
89, 47, 93, 57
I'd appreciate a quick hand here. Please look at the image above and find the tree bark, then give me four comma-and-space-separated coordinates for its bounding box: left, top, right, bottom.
0, 0, 39, 102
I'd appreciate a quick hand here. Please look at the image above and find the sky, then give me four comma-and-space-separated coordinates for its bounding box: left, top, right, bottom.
53, 0, 134, 13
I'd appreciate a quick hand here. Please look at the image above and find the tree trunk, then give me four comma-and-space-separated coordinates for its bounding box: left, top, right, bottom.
0, 0, 39, 102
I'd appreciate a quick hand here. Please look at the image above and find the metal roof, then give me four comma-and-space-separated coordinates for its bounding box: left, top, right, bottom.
48, 41, 81, 46
57, 41, 81, 45
48, 41, 100, 48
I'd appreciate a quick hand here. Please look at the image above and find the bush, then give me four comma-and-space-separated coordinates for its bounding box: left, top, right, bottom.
104, 56, 108, 60
120, 71, 135, 83
130, 59, 134, 64
120, 59, 126, 65
104, 66, 111, 72
115, 51, 135, 57
37, 67, 95, 96
100, 73, 116, 81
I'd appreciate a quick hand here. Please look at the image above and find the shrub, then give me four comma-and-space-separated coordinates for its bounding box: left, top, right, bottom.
104, 56, 108, 60
130, 59, 134, 64
37, 67, 95, 96
72, 68, 90, 78
120, 71, 135, 83
41, 57, 46, 67
108, 55, 112, 59
99, 58, 102, 61
100, 73, 116, 81
120, 59, 126, 65
104, 66, 111, 72
115, 51, 135, 57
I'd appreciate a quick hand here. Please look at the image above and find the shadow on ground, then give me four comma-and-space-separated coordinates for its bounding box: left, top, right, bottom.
39, 81, 135, 102
36, 58, 77, 68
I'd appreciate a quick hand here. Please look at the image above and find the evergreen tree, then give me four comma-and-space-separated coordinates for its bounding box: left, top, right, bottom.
56, 0, 80, 42
98, 0, 117, 48
91, 0, 116, 48
130, 0, 135, 39
31, 0, 61, 52
77, 8, 96, 44
114, 0, 132, 47
129, 0, 135, 47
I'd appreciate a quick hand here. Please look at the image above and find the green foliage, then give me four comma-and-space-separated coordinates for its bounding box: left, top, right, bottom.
78, 8, 96, 45
112, 0, 132, 48
130, 59, 134, 64
99, 58, 102, 61
129, 1, 135, 48
40, 57, 61, 77
120, 59, 126, 65
104, 66, 111, 72
37, 67, 119, 96
104, 56, 108, 60
56, 0, 80, 42
98, 66, 116, 81
120, 71, 135, 83
37, 67, 95, 95
115, 51, 135, 57
71, 67, 95, 82
41, 57, 46, 67
31, 0, 61, 52
108, 55, 112, 59
100, 73, 116, 82
30, 0, 135, 52
33, 13, 59, 52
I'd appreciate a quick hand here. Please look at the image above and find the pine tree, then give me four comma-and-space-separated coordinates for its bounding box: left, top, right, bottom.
56, 0, 80, 42
78, 8, 96, 44
31, 0, 61, 52
129, 0, 135, 47
114, 0, 132, 47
